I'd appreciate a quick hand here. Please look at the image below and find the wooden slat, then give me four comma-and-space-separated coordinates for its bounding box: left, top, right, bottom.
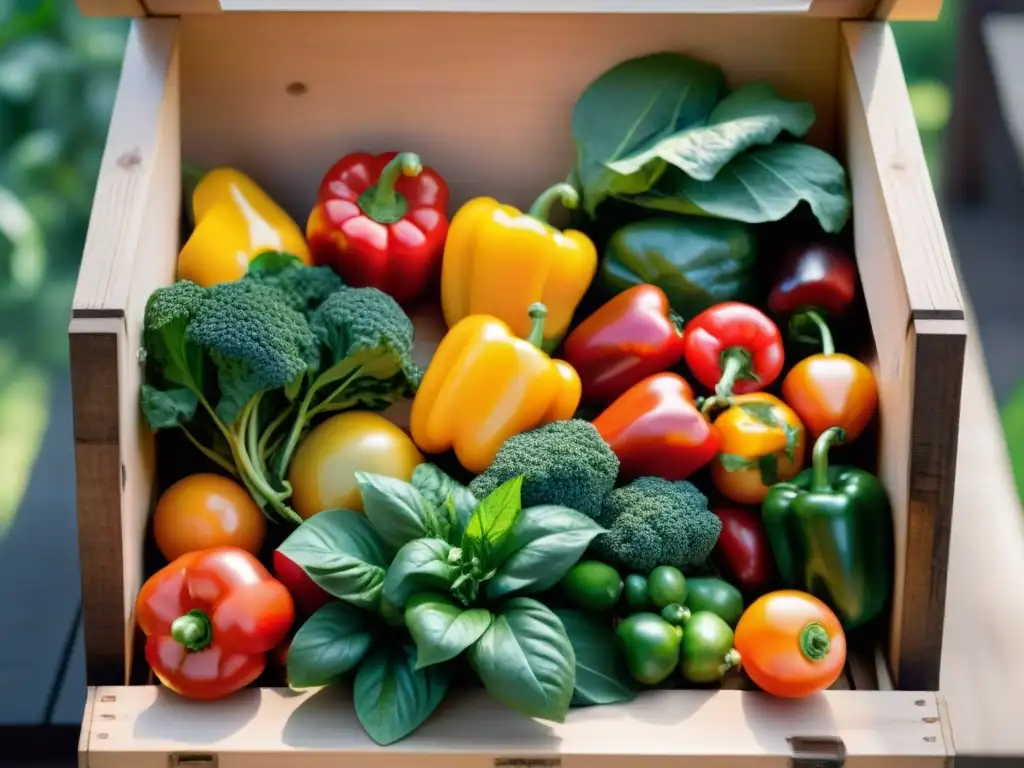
840, 21, 966, 691
69, 18, 181, 686
80, 686, 948, 768
76, 0, 147, 16
872, 0, 942, 19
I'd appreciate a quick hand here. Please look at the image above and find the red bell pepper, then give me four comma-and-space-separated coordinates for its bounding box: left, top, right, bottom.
711, 505, 773, 595
767, 243, 858, 322
561, 284, 686, 405
683, 302, 784, 398
136, 546, 295, 700
306, 150, 449, 304
592, 372, 719, 482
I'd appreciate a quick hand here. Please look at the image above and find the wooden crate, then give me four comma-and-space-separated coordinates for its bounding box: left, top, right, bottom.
70, 1, 963, 764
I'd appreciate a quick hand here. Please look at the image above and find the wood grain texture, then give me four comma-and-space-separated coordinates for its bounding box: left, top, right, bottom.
79, 686, 947, 767
75, 0, 147, 16
69, 18, 180, 686
872, 0, 942, 19
840, 21, 966, 691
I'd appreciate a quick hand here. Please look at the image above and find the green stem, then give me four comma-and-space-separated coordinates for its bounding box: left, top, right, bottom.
526, 303, 548, 348
699, 395, 731, 416
307, 366, 366, 420
180, 425, 238, 478
669, 310, 685, 336
799, 622, 831, 661
803, 309, 835, 356
234, 399, 301, 525
258, 402, 295, 469
811, 426, 846, 491
527, 182, 579, 223
720, 648, 742, 676
171, 609, 212, 652
715, 347, 754, 399
357, 152, 422, 224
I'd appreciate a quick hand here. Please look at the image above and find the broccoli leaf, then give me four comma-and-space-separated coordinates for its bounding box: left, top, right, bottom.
140, 384, 198, 429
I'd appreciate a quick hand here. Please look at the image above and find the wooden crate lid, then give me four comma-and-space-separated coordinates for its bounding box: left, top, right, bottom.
77, 0, 941, 20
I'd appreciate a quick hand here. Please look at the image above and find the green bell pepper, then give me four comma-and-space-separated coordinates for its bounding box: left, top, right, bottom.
597, 216, 758, 320
761, 427, 893, 629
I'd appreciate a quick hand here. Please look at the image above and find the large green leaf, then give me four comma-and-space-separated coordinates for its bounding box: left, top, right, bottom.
286, 602, 373, 690
462, 475, 523, 567
553, 609, 637, 708
355, 472, 436, 551
571, 52, 725, 216
353, 644, 449, 746
632, 142, 851, 234
382, 538, 455, 608
608, 82, 816, 183
404, 592, 492, 669
276, 509, 389, 610
467, 597, 575, 722
412, 463, 477, 537
486, 505, 606, 601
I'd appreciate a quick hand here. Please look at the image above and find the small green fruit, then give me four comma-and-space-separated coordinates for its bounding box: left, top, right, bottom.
616, 612, 683, 685
648, 565, 687, 609
560, 561, 624, 612
623, 573, 653, 613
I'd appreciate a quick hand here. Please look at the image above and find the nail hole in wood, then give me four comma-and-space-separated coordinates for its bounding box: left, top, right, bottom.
101, 695, 116, 703
286, 82, 308, 96
922, 716, 939, 723
101, 714, 115, 720
924, 736, 937, 743
914, 699, 926, 706
117, 149, 141, 169
97, 733, 108, 740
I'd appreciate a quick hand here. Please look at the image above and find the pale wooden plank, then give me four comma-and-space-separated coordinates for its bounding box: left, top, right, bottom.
81, 687, 947, 768
76, 0, 147, 16
872, 0, 942, 19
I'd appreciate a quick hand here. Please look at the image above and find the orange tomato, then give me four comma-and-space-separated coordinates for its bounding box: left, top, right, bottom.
734, 590, 847, 698
781, 353, 878, 442
288, 411, 424, 519
152, 473, 266, 562
710, 393, 805, 505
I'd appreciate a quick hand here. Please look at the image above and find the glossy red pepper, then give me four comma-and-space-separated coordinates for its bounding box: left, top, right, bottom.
767, 243, 858, 321
711, 505, 773, 594
306, 150, 449, 304
592, 372, 719, 482
561, 284, 686, 405
136, 546, 295, 700
683, 302, 785, 398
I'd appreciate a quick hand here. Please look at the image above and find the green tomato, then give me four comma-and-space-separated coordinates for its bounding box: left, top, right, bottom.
623, 573, 653, 613
616, 612, 683, 685
648, 565, 687, 609
685, 577, 745, 628
560, 561, 624, 612
679, 611, 740, 684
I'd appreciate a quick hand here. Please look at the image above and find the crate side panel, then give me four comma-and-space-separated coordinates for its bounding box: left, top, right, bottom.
179, 12, 840, 223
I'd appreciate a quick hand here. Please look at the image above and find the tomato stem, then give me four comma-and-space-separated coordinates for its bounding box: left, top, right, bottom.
802, 309, 835, 355
799, 621, 831, 661
811, 426, 846, 492
171, 609, 213, 653
715, 347, 756, 399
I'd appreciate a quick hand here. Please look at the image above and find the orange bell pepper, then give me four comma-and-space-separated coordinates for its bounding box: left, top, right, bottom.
410, 303, 581, 473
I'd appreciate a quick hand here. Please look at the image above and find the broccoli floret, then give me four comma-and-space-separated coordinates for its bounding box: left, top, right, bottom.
468, 420, 618, 520
591, 477, 722, 574
243, 251, 344, 316
140, 279, 319, 524
272, 285, 422, 478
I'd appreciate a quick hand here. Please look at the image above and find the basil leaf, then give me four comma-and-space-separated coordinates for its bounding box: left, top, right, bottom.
468, 597, 575, 723
277, 509, 389, 610
553, 609, 637, 708
353, 644, 449, 746
405, 592, 492, 669
412, 463, 479, 538
632, 143, 851, 234
140, 384, 198, 429
356, 472, 435, 551
486, 505, 606, 601
382, 538, 455, 609
608, 82, 815, 183
462, 475, 523, 566
286, 602, 372, 690
571, 52, 725, 216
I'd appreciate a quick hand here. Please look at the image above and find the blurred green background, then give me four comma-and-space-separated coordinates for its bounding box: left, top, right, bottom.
0, 0, 964, 537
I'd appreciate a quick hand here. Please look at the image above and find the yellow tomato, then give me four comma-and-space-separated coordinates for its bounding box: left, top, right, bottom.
152, 473, 266, 562
710, 393, 806, 505
288, 411, 424, 519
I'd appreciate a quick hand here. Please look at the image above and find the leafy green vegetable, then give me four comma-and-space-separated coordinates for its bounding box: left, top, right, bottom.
356, 472, 440, 551
286, 602, 373, 689
462, 475, 524, 565
354, 644, 449, 746
468, 598, 576, 723
571, 52, 726, 216
630, 143, 851, 233
404, 593, 492, 669
382, 538, 455, 609
553, 609, 637, 708
411, 463, 478, 536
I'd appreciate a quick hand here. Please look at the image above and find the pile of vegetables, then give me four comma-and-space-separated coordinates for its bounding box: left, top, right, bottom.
133, 50, 895, 746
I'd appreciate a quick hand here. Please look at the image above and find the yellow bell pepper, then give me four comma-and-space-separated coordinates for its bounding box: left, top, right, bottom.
177, 167, 312, 287
440, 183, 598, 352
410, 303, 581, 474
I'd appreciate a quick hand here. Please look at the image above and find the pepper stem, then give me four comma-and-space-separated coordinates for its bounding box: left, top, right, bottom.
803, 309, 835, 355
171, 609, 213, 653
357, 152, 422, 224
719, 648, 742, 677
669, 310, 685, 336
799, 621, 831, 661
715, 347, 756, 399
526, 303, 548, 348
811, 426, 846, 491
528, 182, 579, 223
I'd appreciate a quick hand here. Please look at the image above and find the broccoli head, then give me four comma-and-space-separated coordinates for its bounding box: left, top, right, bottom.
591, 477, 722, 574
243, 251, 344, 316
468, 419, 618, 520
